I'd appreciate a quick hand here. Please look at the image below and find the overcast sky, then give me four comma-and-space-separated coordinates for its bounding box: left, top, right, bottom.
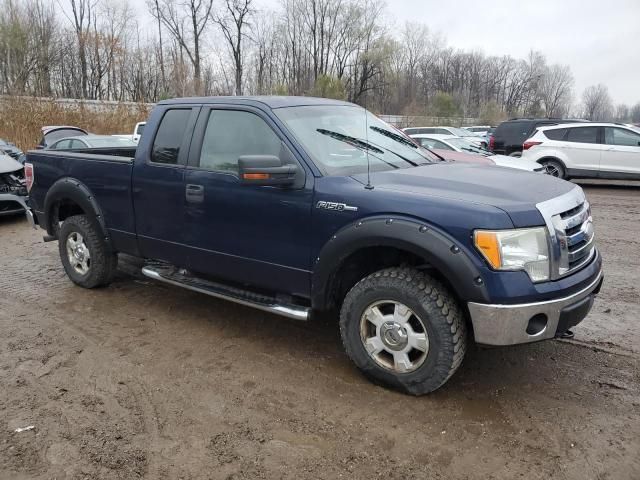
130, 0, 640, 105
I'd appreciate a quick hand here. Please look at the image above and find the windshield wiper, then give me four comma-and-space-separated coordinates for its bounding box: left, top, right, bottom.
317, 129, 384, 155
369, 126, 418, 149
317, 128, 399, 169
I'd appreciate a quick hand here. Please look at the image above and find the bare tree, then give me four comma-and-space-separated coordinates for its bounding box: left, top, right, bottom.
582, 84, 613, 121
150, 0, 214, 95
152, 0, 167, 91
632, 103, 640, 123
539, 64, 573, 117
214, 0, 254, 96
614, 104, 629, 122
66, 0, 95, 98
0, 0, 636, 121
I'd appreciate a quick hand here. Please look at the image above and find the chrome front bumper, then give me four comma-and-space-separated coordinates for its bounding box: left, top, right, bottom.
468, 270, 603, 346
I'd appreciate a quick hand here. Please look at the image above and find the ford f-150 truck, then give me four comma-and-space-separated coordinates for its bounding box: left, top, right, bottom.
24, 96, 603, 395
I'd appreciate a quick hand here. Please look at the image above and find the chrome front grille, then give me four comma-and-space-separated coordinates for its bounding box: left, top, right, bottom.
553, 201, 594, 275
537, 187, 596, 279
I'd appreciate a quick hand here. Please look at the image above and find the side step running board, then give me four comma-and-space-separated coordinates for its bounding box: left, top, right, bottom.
141, 265, 310, 321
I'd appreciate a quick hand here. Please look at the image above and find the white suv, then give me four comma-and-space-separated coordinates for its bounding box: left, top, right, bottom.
522, 123, 640, 180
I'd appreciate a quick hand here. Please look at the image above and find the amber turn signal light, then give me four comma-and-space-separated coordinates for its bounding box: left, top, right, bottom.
474, 231, 501, 269
242, 173, 270, 180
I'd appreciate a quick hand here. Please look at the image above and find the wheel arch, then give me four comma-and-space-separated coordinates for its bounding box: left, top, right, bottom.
43, 177, 109, 243
311, 216, 490, 311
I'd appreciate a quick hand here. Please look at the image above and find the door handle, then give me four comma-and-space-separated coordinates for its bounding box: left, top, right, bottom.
185, 184, 204, 203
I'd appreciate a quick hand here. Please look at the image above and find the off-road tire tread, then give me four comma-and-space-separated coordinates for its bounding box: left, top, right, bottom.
58, 215, 117, 288
339, 267, 467, 395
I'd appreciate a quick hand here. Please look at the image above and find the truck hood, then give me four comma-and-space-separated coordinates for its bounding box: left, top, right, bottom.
352, 162, 576, 227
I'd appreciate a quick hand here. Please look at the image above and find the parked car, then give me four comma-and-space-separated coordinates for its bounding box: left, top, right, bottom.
37, 126, 88, 149
0, 154, 28, 216
402, 126, 487, 148
464, 125, 493, 136
25, 96, 603, 395
113, 122, 146, 144
411, 134, 544, 172
522, 123, 640, 180
48, 135, 138, 150
490, 118, 588, 157
0, 138, 24, 162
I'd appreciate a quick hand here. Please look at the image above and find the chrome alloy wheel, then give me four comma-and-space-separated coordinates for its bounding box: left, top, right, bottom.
66, 232, 91, 275
360, 300, 429, 373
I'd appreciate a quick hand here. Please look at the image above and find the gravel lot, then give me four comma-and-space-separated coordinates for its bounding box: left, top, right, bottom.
1, 183, 639, 479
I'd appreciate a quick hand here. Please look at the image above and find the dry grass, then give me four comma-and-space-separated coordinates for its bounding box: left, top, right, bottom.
0, 97, 151, 151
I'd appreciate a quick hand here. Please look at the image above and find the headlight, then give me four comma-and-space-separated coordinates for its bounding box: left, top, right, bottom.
474, 227, 550, 282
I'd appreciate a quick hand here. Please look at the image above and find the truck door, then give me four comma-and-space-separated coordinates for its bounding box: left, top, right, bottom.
132, 106, 200, 265
181, 105, 314, 298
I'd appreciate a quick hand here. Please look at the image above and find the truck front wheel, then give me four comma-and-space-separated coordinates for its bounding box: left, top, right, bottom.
339, 268, 467, 395
58, 215, 117, 288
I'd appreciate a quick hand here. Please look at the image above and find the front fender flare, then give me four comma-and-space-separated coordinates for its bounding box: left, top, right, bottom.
311, 215, 490, 310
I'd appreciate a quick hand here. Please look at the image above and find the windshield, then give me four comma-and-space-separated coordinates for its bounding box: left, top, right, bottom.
446, 137, 489, 155
275, 105, 438, 175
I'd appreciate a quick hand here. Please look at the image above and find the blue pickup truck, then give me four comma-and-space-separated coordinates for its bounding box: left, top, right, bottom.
24, 96, 603, 394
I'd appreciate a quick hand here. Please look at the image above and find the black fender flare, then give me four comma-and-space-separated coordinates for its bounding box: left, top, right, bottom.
311, 215, 490, 310
43, 177, 109, 242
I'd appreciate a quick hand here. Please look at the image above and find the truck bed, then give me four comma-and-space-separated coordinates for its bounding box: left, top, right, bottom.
27, 149, 137, 243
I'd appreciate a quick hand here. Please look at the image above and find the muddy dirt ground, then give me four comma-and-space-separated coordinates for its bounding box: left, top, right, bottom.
1, 183, 639, 479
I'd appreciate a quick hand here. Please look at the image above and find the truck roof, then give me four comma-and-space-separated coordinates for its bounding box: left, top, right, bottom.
158, 96, 355, 109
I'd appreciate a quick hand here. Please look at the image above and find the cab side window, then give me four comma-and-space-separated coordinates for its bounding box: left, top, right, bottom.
605, 127, 640, 147
151, 109, 192, 164
198, 110, 282, 174
54, 139, 71, 150
566, 127, 599, 144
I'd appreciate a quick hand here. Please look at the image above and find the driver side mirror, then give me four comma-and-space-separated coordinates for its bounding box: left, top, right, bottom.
238, 155, 299, 187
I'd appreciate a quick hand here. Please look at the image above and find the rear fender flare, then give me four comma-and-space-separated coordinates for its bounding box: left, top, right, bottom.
311, 215, 490, 310
43, 177, 109, 243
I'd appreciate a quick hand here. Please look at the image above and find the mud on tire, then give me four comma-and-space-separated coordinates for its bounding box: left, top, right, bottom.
58, 215, 117, 288
339, 267, 467, 395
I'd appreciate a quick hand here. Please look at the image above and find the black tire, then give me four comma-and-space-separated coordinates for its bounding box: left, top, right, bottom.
339, 268, 467, 395
58, 215, 117, 288
540, 159, 566, 179
508, 151, 522, 158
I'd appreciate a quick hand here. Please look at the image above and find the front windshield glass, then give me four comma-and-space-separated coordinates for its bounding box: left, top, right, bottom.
447, 138, 489, 155
275, 105, 438, 175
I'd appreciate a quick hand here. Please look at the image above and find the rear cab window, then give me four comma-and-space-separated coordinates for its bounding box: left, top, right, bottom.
151, 109, 193, 164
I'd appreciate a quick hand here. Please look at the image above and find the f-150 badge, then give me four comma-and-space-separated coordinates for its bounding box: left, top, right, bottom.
316, 201, 358, 212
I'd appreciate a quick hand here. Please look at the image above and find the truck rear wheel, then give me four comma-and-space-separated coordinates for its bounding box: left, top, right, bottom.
58, 215, 117, 288
339, 268, 467, 395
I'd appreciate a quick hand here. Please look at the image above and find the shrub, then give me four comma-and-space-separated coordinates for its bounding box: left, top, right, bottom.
0, 97, 151, 151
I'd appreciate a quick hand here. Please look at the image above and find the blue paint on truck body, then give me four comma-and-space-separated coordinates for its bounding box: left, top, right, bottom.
27, 96, 602, 310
